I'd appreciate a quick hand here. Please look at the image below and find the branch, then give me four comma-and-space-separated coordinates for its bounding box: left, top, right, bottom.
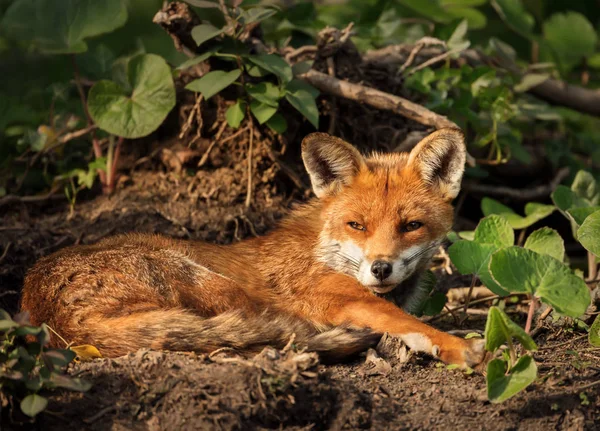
298, 69, 457, 129
463, 167, 569, 201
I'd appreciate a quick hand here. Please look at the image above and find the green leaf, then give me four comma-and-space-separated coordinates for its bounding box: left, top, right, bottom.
491, 0, 535, 39
20, 394, 48, 417
487, 355, 537, 403
551, 185, 575, 211
88, 54, 176, 139
176, 50, 216, 70
447, 19, 469, 51
247, 55, 293, 83
571, 170, 599, 205
292, 61, 313, 76
266, 113, 288, 134
524, 228, 565, 262
286, 79, 320, 99
0, 319, 18, 331
247, 82, 281, 107
568, 207, 600, 226
481, 198, 555, 230
448, 241, 509, 296
514, 73, 550, 93
484, 306, 537, 352
225, 99, 246, 129
285, 90, 319, 128
44, 349, 76, 367
250, 101, 278, 124
489, 247, 591, 317
191, 24, 223, 46
239, 6, 278, 25
577, 210, 600, 256
185, 69, 241, 100
589, 315, 600, 347
474, 215, 514, 248
543, 12, 597, 72
1, 0, 127, 53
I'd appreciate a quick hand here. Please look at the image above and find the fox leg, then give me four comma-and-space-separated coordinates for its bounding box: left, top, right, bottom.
308, 275, 486, 368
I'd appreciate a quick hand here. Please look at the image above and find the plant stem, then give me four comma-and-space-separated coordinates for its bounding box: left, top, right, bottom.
105, 136, 123, 195
524, 296, 538, 334
587, 251, 598, 282
72, 54, 107, 186
462, 275, 477, 315
245, 118, 254, 207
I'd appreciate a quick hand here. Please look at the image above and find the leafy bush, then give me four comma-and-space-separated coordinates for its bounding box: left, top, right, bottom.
0, 309, 90, 420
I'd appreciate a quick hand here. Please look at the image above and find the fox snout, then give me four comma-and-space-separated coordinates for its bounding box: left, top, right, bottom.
371, 260, 393, 281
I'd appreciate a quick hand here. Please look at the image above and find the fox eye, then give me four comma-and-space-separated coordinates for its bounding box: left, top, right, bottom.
348, 221, 366, 231
402, 221, 423, 232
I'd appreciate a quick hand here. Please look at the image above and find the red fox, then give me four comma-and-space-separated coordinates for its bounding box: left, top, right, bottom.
21, 128, 485, 368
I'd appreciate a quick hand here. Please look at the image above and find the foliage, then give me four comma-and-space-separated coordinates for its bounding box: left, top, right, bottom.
0, 309, 90, 420
484, 306, 537, 403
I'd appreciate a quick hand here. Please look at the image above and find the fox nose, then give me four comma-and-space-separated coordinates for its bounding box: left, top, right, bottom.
371, 260, 393, 281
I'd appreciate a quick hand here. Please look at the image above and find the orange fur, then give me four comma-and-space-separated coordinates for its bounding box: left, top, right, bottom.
21, 128, 484, 367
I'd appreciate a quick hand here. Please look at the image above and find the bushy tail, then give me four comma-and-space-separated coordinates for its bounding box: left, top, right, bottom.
76, 308, 380, 362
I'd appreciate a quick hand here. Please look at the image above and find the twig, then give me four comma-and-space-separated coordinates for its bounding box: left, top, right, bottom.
245, 118, 254, 207
72, 54, 106, 185
46, 324, 71, 348
573, 380, 600, 392
463, 167, 570, 201
299, 69, 457, 130
524, 296, 538, 334
0, 242, 12, 265
462, 275, 477, 315
407, 46, 465, 76
326, 57, 337, 135
285, 45, 318, 62
538, 334, 588, 351
424, 293, 527, 323
0, 189, 65, 208
587, 251, 598, 282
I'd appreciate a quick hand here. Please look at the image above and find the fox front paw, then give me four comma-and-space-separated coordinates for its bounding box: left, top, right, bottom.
434, 338, 487, 370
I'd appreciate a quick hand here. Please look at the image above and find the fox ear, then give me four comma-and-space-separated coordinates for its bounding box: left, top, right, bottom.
302, 133, 365, 198
407, 128, 466, 200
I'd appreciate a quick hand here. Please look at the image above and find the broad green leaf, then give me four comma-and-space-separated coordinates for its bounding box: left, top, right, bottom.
571, 170, 599, 205
88, 54, 176, 139
551, 185, 575, 211
474, 215, 514, 248
577, 210, 600, 256
286, 79, 320, 99
481, 197, 554, 230
514, 74, 550, 93
247, 55, 293, 83
489, 247, 591, 317
589, 315, 600, 347
247, 82, 281, 107
524, 228, 565, 262
0, 319, 18, 331
487, 355, 537, 403
285, 89, 319, 128
292, 61, 313, 76
185, 69, 241, 99
490, 0, 535, 39
543, 12, 597, 72
191, 24, 223, 46
448, 241, 509, 296
1, 0, 127, 53
458, 231, 475, 240
266, 113, 288, 134
43, 349, 76, 367
398, 0, 453, 23
20, 394, 48, 417
446, 7, 486, 31
239, 6, 278, 25
176, 51, 216, 70
568, 207, 600, 226
484, 306, 537, 352
225, 99, 246, 129
250, 101, 277, 124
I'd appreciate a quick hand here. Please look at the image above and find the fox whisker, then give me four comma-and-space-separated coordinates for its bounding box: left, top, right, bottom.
405, 242, 441, 263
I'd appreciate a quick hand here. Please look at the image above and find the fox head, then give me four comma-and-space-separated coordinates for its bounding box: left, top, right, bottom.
302, 128, 466, 294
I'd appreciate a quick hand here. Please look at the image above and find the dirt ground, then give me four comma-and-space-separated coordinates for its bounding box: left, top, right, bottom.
1, 46, 599, 430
